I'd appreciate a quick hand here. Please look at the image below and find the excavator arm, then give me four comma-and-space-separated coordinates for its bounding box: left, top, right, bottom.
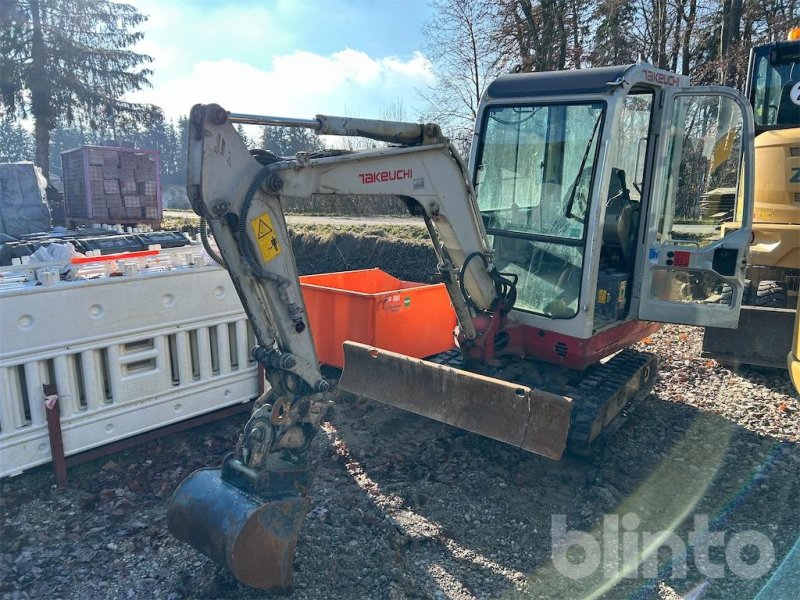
186, 104, 503, 361
168, 105, 570, 592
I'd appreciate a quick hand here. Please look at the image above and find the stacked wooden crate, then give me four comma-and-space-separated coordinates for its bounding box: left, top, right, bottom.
61, 146, 162, 227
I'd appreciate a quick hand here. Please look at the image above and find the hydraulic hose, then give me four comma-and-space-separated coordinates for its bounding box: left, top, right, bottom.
236, 167, 304, 322
199, 217, 225, 267
199, 162, 303, 335
199, 150, 282, 267
459, 252, 518, 314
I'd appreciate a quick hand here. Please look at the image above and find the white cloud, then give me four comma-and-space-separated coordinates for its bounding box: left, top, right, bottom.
128, 0, 298, 66
129, 49, 435, 122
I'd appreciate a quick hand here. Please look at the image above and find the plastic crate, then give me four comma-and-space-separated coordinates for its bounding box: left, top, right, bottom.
299, 268, 457, 368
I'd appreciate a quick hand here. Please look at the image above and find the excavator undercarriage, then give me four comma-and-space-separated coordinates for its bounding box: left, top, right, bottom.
340, 342, 658, 458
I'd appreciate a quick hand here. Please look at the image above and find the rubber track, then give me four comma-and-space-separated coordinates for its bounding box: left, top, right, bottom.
564, 350, 657, 455
429, 349, 657, 455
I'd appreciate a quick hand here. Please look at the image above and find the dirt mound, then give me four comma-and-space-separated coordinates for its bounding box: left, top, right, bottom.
290, 193, 408, 216
291, 229, 438, 283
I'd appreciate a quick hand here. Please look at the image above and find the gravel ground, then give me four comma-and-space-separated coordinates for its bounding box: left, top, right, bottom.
1, 325, 798, 600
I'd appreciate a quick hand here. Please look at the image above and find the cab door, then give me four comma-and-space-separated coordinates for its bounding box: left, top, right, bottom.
637, 87, 755, 328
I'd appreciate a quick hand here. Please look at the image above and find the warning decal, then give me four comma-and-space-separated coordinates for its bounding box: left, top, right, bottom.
250, 212, 281, 262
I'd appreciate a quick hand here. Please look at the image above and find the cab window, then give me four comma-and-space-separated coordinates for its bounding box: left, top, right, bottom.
474, 102, 604, 318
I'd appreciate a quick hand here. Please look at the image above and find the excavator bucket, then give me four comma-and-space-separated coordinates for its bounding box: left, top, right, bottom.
338, 342, 573, 460
167, 467, 309, 593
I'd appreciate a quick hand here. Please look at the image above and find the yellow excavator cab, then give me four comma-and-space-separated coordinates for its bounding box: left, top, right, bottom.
703, 36, 800, 369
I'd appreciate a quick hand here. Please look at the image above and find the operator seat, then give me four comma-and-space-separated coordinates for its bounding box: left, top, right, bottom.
602, 168, 639, 270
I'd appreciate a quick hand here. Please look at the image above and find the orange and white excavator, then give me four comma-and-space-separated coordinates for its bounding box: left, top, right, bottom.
166, 63, 755, 591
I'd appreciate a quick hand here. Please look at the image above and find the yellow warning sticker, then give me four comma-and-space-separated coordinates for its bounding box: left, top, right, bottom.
250, 212, 281, 262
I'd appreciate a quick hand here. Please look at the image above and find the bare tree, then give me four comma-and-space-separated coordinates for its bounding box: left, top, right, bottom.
419, 0, 798, 145
498, 0, 561, 71
692, 0, 794, 86
419, 0, 502, 153
380, 98, 408, 122
719, 0, 744, 85
679, 0, 698, 75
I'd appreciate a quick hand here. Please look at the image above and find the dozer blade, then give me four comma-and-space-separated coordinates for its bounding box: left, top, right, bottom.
338, 341, 572, 460
167, 467, 309, 593
702, 305, 795, 368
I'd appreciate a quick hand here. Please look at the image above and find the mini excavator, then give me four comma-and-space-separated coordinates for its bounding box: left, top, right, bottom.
167, 63, 755, 591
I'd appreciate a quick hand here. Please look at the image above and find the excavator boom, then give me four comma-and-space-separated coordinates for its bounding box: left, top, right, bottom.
169, 103, 572, 591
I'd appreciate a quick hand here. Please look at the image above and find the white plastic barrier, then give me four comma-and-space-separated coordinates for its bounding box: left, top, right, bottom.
0, 261, 258, 477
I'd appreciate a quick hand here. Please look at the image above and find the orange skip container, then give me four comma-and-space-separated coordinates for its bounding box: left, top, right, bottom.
299, 268, 457, 368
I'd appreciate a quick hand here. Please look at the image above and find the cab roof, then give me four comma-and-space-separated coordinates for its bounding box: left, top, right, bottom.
485, 64, 635, 99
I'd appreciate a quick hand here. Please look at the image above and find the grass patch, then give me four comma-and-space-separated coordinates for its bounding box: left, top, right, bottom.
162, 211, 428, 245
288, 223, 427, 241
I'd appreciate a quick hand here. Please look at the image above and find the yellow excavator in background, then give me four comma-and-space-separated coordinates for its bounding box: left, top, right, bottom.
703, 30, 800, 383
792, 305, 800, 392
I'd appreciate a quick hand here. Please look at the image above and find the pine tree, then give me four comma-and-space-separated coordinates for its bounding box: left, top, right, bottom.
0, 0, 160, 179
0, 118, 34, 162
258, 126, 324, 156
590, 0, 638, 66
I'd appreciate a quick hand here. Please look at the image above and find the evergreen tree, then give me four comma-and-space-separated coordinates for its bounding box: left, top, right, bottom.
590, 0, 638, 66
235, 124, 257, 150
172, 116, 190, 187
0, 117, 34, 163
258, 126, 324, 156
48, 123, 97, 179
0, 0, 160, 180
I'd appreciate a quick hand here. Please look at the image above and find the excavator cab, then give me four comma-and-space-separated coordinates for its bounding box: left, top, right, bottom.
465, 64, 756, 369
168, 63, 755, 591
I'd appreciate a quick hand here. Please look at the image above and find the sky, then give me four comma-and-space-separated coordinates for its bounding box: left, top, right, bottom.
125, 0, 438, 125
